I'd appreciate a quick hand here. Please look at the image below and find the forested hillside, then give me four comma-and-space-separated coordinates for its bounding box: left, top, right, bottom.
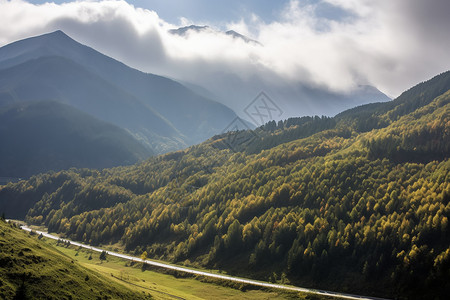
1, 72, 449, 299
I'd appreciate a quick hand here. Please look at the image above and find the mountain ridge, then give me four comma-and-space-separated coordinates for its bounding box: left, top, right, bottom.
0, 55, 180, 139
0, 30, 241, 152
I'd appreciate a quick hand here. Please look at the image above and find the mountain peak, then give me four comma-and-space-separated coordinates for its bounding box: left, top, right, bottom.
169, 25, 210, 35
21, 30, 74, 45
47, 29, 66, 36
38, 29, 77, 45
45, 29, 70, 39
169, 25, 261, 45
225, 30, 261, 45
0, 30, 79, 66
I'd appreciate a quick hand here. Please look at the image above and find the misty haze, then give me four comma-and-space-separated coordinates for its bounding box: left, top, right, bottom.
0, 1, 449, 300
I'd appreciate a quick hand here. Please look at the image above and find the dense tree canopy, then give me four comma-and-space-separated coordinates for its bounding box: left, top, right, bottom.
1, 72, 450, 299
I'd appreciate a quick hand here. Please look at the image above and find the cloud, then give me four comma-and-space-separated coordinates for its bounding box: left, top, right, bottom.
0, 0, 449, 102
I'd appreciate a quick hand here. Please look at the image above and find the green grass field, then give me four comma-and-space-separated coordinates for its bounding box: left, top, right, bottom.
0, 219, 149, 299
3, 219, 337, 299
43, 238, 333, 300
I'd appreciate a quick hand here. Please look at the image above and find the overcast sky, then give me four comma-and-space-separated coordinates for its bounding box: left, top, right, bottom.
1, 0, 450, 98
22, 0, 345, 25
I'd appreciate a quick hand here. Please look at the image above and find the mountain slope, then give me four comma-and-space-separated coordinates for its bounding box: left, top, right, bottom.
1, 72, 449, 299
336, 70, 450, 131
0, 30, 240, 149
0, 100, 151, 177
0, 55, 183, 152
209, 71, 450, 155
0, 219, 148, 299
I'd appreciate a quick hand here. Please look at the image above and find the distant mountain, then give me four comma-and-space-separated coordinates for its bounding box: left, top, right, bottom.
0, 101, 151, 177
0, 56, 180, 150
169, 25, 210, 35
169, 25, 261, 44
168, 26, 390, 120
336, 71, 450, 121
0, 31, 240, 153
225, 30, 261, 45
190, 74, 392, 122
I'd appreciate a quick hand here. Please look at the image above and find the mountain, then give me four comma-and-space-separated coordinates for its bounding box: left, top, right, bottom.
0, 100, 151, 178
0, 219, 147, 299
0, 30, 240, 153
194, 75, 391, 123
336, 70, 450, 121
225, 30, 261, 45
0, 56, 180, 149
1, 71, 448, 299
169, 25, 210, 35
169, 25, 261, 45
168, 26, 390, 120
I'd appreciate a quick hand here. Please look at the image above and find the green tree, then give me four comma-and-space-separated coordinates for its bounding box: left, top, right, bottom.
99, 250, 107, 261
141, 251, 148, 261
224, 219, 242, 253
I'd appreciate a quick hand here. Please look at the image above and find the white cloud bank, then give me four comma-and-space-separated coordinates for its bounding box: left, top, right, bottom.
0, 0, 449, 100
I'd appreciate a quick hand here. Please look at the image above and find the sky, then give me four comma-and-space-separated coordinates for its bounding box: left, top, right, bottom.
23, 0, 347, 25
1, 0, 450, 100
